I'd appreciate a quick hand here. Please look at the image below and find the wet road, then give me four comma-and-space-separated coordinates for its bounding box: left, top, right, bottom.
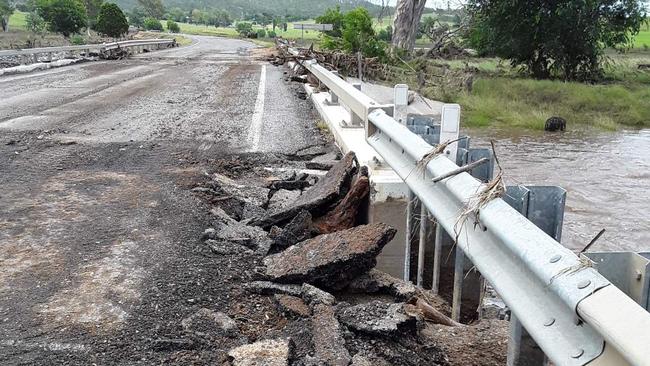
0, 35, 321, 364
469, 128, 650, 253
0, 35, 316, 152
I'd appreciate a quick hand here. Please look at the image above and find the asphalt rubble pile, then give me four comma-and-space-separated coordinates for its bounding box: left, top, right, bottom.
190, 149, 506, 366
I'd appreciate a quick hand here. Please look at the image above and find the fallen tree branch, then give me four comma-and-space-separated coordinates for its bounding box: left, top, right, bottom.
432, 158, 489, 183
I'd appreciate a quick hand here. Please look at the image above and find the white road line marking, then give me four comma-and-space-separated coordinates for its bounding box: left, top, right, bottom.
248, 64, 266, 152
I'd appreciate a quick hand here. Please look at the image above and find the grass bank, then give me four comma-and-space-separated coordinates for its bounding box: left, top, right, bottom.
457, 77, 650, 130
403, 50, 650, 131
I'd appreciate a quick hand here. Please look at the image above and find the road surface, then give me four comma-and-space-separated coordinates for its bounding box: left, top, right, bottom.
0, 35, 322, 364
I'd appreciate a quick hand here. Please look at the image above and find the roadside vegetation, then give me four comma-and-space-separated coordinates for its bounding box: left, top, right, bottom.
303, 1, 650, 131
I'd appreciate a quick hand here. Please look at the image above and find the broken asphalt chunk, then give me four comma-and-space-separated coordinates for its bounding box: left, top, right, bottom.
268, 210, 315, 252
251, 152, 358, 229
337, 301, 420, 337
347, 269, 417, 301
311, 304, 351, 366
244, 281, 303, 297
263, 223, 396, 290
228, 338, 293, 366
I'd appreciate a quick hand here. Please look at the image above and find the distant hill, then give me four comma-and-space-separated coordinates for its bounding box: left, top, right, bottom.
114, 0, 385, 19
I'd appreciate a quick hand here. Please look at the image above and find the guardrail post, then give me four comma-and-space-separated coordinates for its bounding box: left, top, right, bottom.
452, 246, 466, 322
416, 204, 428, 287
440, 104, 461, 162
348, 83, 363, 127
503, 186, 566, 366
404, 190, 415, 282
394, 84, 409, 125
431, 222, 443, 294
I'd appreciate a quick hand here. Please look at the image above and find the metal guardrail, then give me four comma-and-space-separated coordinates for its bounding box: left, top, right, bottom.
0, 39, 175, 58
298, 54, 650, 366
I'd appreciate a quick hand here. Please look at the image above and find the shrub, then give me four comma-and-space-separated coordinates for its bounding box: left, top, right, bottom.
256, 29, 266, 38
236, 21, 252, 36
267, 30, 276, 38
70, 34, 85, 44
96, 3, 129, 38
37, 0, 88, 37
143, 17, 162, 31
166, 19, 180, 33
377, 25, 392, 42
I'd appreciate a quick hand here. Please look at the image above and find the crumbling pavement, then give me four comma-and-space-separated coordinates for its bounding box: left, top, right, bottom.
188, 149, 508, 366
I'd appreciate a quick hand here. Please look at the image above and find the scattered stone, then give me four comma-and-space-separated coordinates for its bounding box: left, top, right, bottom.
228, 338, 293, 366
311, 304, 351, 366
268, 189, 302, 212
244, 281, 302, 297
337, 301, 420, 337
351, 354, 374, 366
314, 175, 369, 234
274, 294, 311, 318
181, 308, 240, 338
301, 283, 335, 306
151, 338, 196, 351
263, 223, 396, 290
199, 173, 270, 220
268, 210, 315, 252
347, 269, 417, 301
252, 152, 358, 229
206, 207, 270, 250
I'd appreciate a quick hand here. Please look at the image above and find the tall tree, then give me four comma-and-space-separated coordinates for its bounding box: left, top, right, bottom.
136, 0, 163, 19
0, 0, 14, 32
85, 0, 103, 28
391, 0, 427, 52
467, 0, 646, 80
95, 2, 128, 37
37, 0, 88, 36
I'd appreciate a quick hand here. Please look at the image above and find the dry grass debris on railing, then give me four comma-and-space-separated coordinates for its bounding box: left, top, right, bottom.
454, 141, 505, 243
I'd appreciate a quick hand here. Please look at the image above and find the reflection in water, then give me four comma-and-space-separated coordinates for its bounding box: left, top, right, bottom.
466, 128, 650, 252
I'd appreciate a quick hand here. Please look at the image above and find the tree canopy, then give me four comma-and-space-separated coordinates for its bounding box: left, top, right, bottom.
95, 2, 128, 37
467, 0, 647, 80
37, 0, 88, 36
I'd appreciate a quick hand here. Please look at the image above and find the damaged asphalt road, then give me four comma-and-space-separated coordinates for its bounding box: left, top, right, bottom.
0, 35, 507, 366
0, 35, 326, 364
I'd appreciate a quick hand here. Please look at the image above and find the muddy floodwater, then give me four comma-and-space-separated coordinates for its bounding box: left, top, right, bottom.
467, 128, 650, 253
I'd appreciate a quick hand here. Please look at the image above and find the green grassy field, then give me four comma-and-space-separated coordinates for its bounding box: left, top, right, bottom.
458, 77, 650, 130
8, 10, 27, 30
634, 27, 650, 48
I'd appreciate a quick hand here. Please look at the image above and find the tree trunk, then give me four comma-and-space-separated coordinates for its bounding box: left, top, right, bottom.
391, 0, 427, 53
1, 17, 9, 32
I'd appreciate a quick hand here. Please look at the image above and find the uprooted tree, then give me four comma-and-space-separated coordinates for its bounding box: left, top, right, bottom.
467, 0, 646, 80
391, 0, 427, 53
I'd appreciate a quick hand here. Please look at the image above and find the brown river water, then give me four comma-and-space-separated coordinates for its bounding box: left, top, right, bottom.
467, 128, 650, 253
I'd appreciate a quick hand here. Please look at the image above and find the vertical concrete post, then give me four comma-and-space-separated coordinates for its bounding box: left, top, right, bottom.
416, 204, 428, 287
47, 52, 53, 62
349, 83, 363, 127
440, 104, 461, 163
393, 84, 409, 125
452, 246, 466, 322
403, 191, 415, 282
431, 223, 443, 294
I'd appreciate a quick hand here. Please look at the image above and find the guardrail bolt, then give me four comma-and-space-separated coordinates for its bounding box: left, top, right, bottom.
577, 280, 591, 289
543, 318, 555, 326
571, 349, 584, 359
549, 254, 562, 263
